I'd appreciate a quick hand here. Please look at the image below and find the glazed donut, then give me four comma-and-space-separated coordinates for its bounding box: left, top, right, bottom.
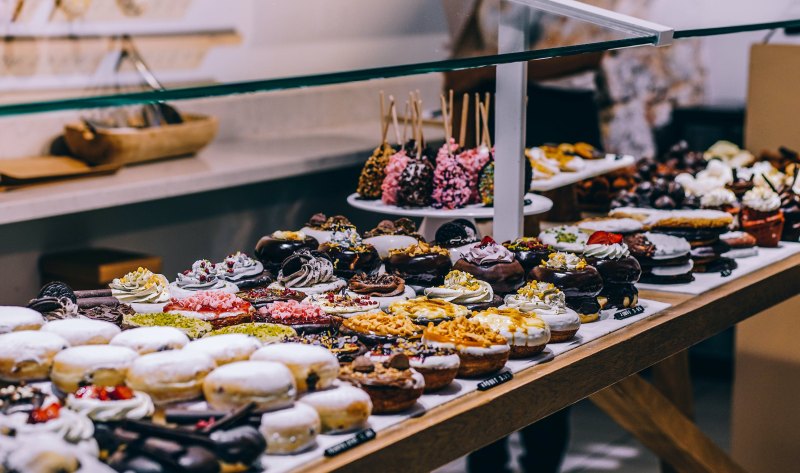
109, 327, 189, 355
182, 334, 261, 366
0, 331, 69, 382
202, 360, 296, 412
298, 384, 372, 433
41, 319, 120, 346
259, 403, 321, 454
250, 343, 339, 393
0, 306, 45, 333
126, 350, 216, 404
51, 345, 138, 395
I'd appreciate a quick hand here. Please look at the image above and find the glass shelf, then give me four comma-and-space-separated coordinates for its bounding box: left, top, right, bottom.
0, 0, 797, 117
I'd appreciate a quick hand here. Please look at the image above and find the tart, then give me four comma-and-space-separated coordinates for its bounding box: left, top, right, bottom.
304, 292, 380, 320
625, 232, 694, 284
300, 213, 355, 244
256, 300, 332, 334
340, 311, 423, 345
269, 249, 346, 295
285, 332, 367, 363
108, 267, 170, 311
422, 316, 510, 377
214, 252, 271, 289
529, 252, 604, 323
338, 355, 425, 414
387, 296, 470, 325
163, 291, 254, 329
741, 187, 784, 247
385, 241, 453, 287
236, 286, 306, 309
121, 312, 213, 339
169, 259, 238, 299
503, 281, 581, 342
254, 230, 319, 272
205, 322, 297, 344
367, 340, 460, 392
582, 232, 642, 309
347, 273, 414, 309
503, 237, 554, 274
423, 270, 501, 311
363, 218, 422, 259
471, 307, 550, 358
318, 225, 381, 279
435, 219, 480, 263
452, 236, 525, 294
538, 226, 588, 253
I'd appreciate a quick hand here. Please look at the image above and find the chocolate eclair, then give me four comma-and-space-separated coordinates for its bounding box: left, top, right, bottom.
318, 225, 381, 279
385, 241, 453, 287
255, 230, 319, 272
529, 252, 603, 322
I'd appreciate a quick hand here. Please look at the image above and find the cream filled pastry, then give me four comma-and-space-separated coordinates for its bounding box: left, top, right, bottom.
203, 360, 297, 412
170, 259, 238, 299
250, 343, 339, 393
109, 267, 171, 304
67, 385, 154, 422
424, 270, 499, 310
50, 345, 138, 395
529, 252, 604, 323
387, 296, 470, 325
126, 350, 217, 404
109, 326, 190, 354
471, 307, 551, 358
40, 319, 120, 346
0, 330, 70, 382
163, 291, 254, 329
214, 251, 268, 289
269, 249, 346, 295
259, 403, 321, 454
503, 281, 580, 342
582, 232, 641, 310
298, 384, 372, 433
182, 333, 261, 366
0, 306, 45, 333
0, 402, 98, 457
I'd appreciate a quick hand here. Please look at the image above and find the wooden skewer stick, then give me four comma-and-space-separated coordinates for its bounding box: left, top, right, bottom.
402, 101, 410, 146
448, 89, 454, 139
440, 95, 451, 150
409, 92, 417, 149
484, 92, 491, 119
459, 93, 469, 149
389, 96, 401, 147
480, 102, 492, 149
475, 92, 481, 147
379, 91, 386, 142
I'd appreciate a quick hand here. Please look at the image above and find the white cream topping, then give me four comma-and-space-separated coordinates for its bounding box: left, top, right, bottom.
277, 251, 337, 288
0, 306, 44, 333
650, 260, 694, 276
423, 338, 511, 356
0, 408, 96, 453
41, 319, 120, 346
182, 334, 261, 365
583, 243, 630, 260
642, 232, 691, 259
204, 361, 297, 409
424, 270, 493, 304
542, 252, 587, 270
127, 350, 216, 384
109, 268, 171, 304
700, 188, 737, 208
368, 352, 461, 371
538, 226, 587, 252
215, 252, 265, 282
271, 230, 308, 240
304, 294, 380, 315
471, 313, 551, 348
743, 187, 781, 213
0, 331, 69, 368
67, 391, 155, 422
110, 327, 190, 354
577, 218, 643, 234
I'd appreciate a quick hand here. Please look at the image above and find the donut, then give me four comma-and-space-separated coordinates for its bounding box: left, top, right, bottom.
202, 360, 296, 412
298, 384, 372, 433
51, 345, 138, 395
109, 327, 190, 355
126, 350, 216, 404
0, 306, 45, 333
0, 331, 69, 382
182, 334, 261, 366
250, 343, 339, 393
259, 403, 321, 454
40, 319, 120, 346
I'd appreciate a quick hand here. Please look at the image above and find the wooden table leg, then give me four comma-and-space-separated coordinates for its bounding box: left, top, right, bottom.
590, 374, 748, 473
652, 350, 695, 473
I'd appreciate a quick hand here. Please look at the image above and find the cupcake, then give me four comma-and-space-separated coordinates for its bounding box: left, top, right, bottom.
397, 157, 435, 208
431, 145, 471, 209
169, 259, 238, 299
741, 187, 785, 247
254, 230, 319, 272
423, 270, 501, 311
339, 355, 425, 414
538, 226, 588, 253
435, 219, 480, 263
422, 316, 510, 377
214, 252, 271, 290
471, 307, 551, 358
303, 293, 380, 320
582, 232, 642, 309
108, 267, 170, 309
529, 252, 603, 323
318, 225, 381, 279
340, 311, 423, 346
363, 218, 421, 259
503, 281, 580, 342
503, 237, 554, 274
387, 296, 470, 325
163, 291, 254, 329
286, 332, 366, 363
347, 273, 414, 309
357, 143, 395, 199
269, 249, 346, 295
256, 300, 331, 334
385, 241, 453, 287
453, 237, 525, 295
300, 214, 354, 244
381, 149, 410, 205
236, 286, 306, 309
367, 340, 460, 392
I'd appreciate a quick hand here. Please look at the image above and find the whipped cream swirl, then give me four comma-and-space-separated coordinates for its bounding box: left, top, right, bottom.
278, 250, 336, 288
0, 408, 96, 453
700, 188, 737, 208
424, 270, 493, 303
743, 187, 781, 212
67, 392, 155, 422
110, 267, 170, 304
461, 242, 515, 265
583, 243, 630, 260
271, 230, 307, 241
503, 281, 566, 315
543, 252, 587, 270
175, 260, 228, 291
215, 252, 264, 282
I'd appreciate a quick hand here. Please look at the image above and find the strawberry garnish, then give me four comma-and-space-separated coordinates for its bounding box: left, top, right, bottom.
29, 403, 60, 424
478, 236, 496, 247
587, 231, 623, 245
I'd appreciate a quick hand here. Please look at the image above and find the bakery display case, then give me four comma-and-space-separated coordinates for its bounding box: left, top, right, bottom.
1, 1, 800, 472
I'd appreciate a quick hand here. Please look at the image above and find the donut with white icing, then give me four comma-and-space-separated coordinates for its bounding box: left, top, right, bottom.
0, 331, 69, 382
0, 306, 45, 333
182, 334, 261, 366
51, 345, 138, 394
41, 319, 120, 346
110, 326, 189, 354
203, 360, 296, 412
259, 403, 321, 454
126, 350, 216, 404
298, 384, 372, 433
250, 343, 339, 393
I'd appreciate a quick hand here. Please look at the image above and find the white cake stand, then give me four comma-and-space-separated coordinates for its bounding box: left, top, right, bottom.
347, 193, 553, 241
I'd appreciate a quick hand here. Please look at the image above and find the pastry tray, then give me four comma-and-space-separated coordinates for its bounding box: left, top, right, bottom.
0, 155, 121, 191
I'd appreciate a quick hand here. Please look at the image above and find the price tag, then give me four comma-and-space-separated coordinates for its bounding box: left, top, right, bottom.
720, 269, 733, 277
324, 429, 376, 457
614, 305, 645, 320
477, 371, 513, 391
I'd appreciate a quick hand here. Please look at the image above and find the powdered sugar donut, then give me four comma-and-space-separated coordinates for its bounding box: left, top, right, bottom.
41, 319, 120, 346
110, 326, 189, 354
203, 360, 296, 412
299, 384, 372, 433
183, 334, 261, 366
250, 343, 338, 393
0, 306, 44, 333
126, 350, 216, 404
51, 345, 138, 394
259, 403, 321, 454
0, 331, 69, 382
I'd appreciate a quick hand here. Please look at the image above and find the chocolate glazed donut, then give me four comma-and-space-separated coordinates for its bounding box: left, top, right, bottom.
452, 259, 525, 295
529, 265, 603, 314
255, 235, 319, 272
512, 248, 553, 274
586, 256, 642, 284
385, 253, 452, 286
319, 243, 382, 280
